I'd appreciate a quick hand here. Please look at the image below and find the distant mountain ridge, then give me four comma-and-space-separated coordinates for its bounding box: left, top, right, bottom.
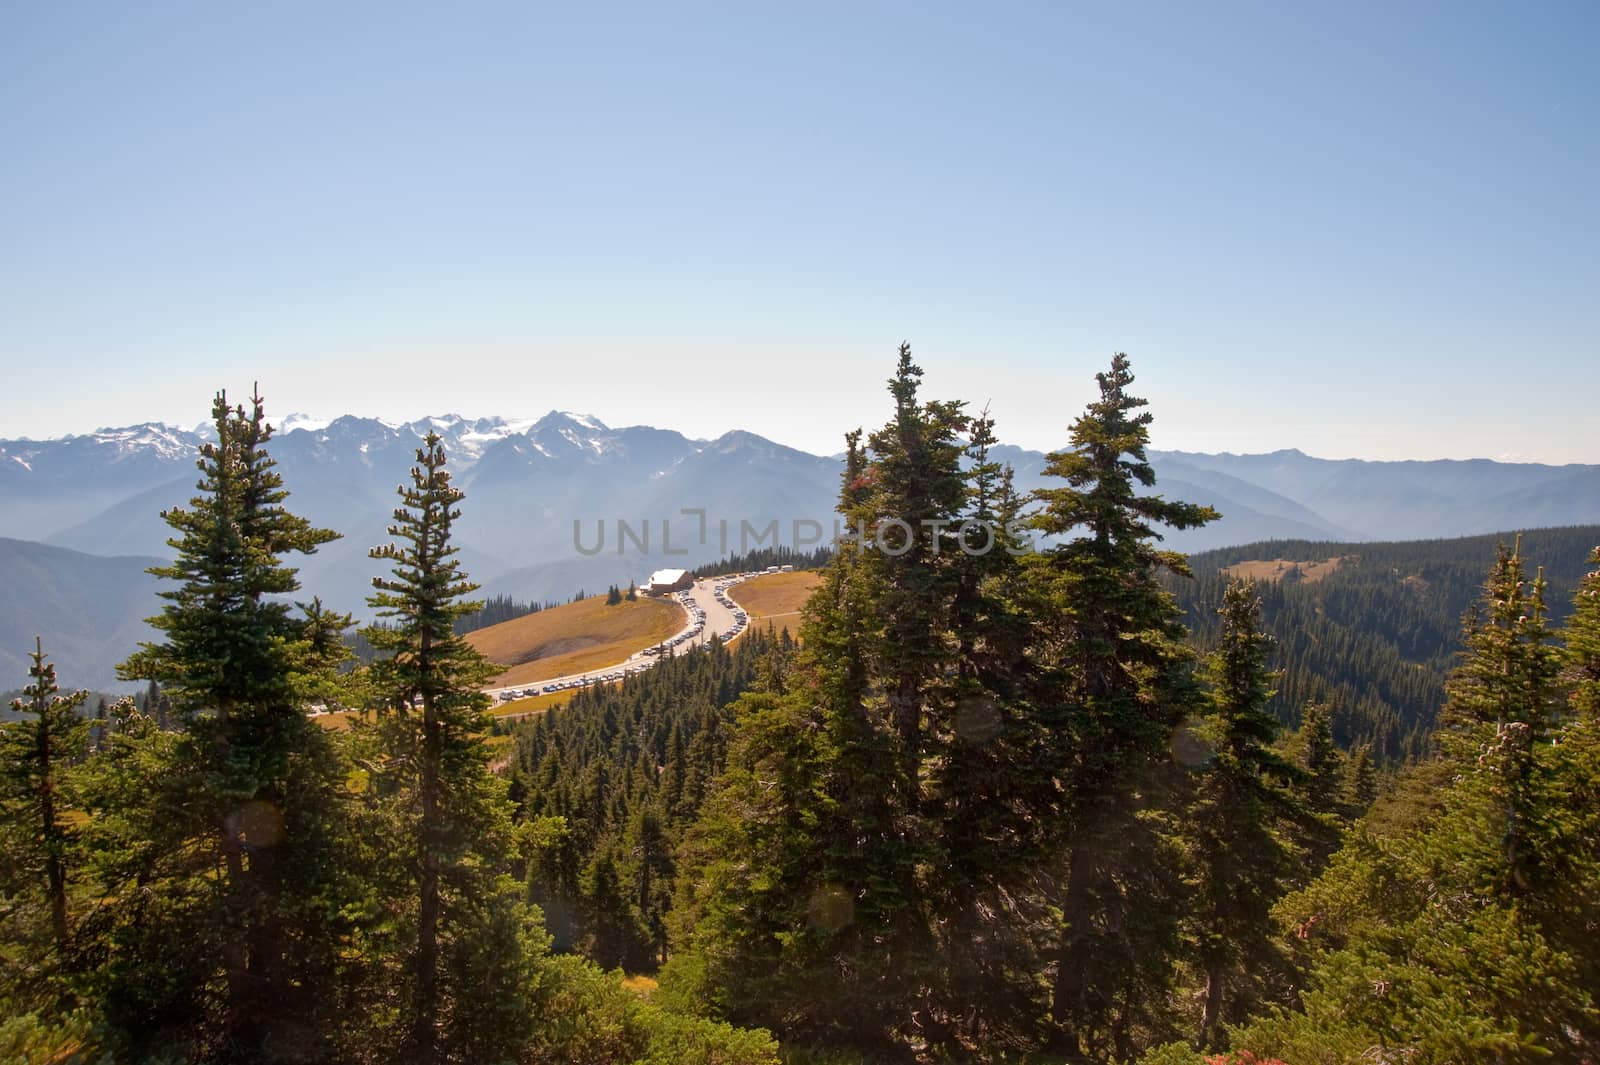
4, 413, 1600, 688
1154, 448, 1600, 544
0, 537, 162, 691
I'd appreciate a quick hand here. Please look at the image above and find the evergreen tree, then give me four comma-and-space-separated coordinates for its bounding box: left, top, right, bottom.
924, 405, 1050, 1047
1296, 703, 1342, 817
673, 346, 983, 1052
361, 431, 539, 1063
1436, 537, 1560, 898
578, 849, 646, 970
523, 813, 583, 953
866, 342, 970, 803
1438, 538, 1560, 749
108, 388, 358, 1062
624, 804, 674, 966
0, 639, 90, 1001
1560, 546, 1600, 722
1290, 701, 1346, 869
1187, 582, 1300, 1049
1343, 741, 1379, 811
1026, 352, 1217, 1057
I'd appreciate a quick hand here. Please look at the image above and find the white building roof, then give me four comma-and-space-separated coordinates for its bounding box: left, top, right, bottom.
647, 568, 689, 586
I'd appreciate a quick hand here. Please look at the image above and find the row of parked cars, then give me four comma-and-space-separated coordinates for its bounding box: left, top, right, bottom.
711, 576, 750, 641
536, 664, 651, 693
496, 661, 655, 702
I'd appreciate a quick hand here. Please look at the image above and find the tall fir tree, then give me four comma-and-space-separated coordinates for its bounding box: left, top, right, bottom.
1187, 581, 1300, 1050
1297, 702, 1343, 817
0, 639, 90, 1005
109, 388, 358, 1063
843, 343, 974, 1042
1292, 701, 1347, 869
924, 405, 1050, 1047
675, 345, 1038, 1052
865, 343, 970, 808
1560, 546, 1600, 722
361, 431, 539, 1064
1436, 537, 1560, 899
1026, 352, 1218, 1057
624, 803, 675, 966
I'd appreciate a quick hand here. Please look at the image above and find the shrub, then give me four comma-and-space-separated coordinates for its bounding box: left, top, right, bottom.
525, 954, 779, 1065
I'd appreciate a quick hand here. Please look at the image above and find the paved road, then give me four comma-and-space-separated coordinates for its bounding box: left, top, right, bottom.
484, 573, 756, 707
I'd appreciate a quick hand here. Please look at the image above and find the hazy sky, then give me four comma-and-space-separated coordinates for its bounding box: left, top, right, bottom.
2, 2, 1596, 462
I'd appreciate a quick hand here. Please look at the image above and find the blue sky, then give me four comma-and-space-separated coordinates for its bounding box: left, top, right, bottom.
2, 2, 1596, 461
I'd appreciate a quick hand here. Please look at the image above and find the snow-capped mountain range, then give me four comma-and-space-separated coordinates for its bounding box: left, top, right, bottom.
5, 409, 1600, 689
0, 409, 843, 629
1, 411, 625, 477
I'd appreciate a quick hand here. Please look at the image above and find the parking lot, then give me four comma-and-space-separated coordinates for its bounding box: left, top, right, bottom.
484, 572, 758, 706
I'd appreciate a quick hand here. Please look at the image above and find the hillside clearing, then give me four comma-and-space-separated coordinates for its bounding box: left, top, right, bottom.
467, 594, 681, 687
1221, 556, 1346, 584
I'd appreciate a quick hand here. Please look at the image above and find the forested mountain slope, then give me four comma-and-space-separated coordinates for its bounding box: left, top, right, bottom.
1173, 524, 1600, 757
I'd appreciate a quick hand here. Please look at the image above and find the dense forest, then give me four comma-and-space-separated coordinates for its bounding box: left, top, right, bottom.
2, 351, 1597, 1064
508, 630, 793, 972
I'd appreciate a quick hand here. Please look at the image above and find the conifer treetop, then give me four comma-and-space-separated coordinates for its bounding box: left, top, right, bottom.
118, 386, 343, 714
1031, 352, 1218, 568
9, 636, 90, 723
365, 431, 496, 704
1561, 546, 1600, 722
1440, 535, 1560, 748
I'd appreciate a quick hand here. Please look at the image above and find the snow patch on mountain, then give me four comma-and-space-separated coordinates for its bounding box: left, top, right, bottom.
277, 413, 331, 434
87, 424, 199, 462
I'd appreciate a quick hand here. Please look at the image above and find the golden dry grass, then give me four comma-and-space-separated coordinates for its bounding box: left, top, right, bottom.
728, 570, 822, 623
1221, 556, 1346, 584
467, 594, 682, 687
